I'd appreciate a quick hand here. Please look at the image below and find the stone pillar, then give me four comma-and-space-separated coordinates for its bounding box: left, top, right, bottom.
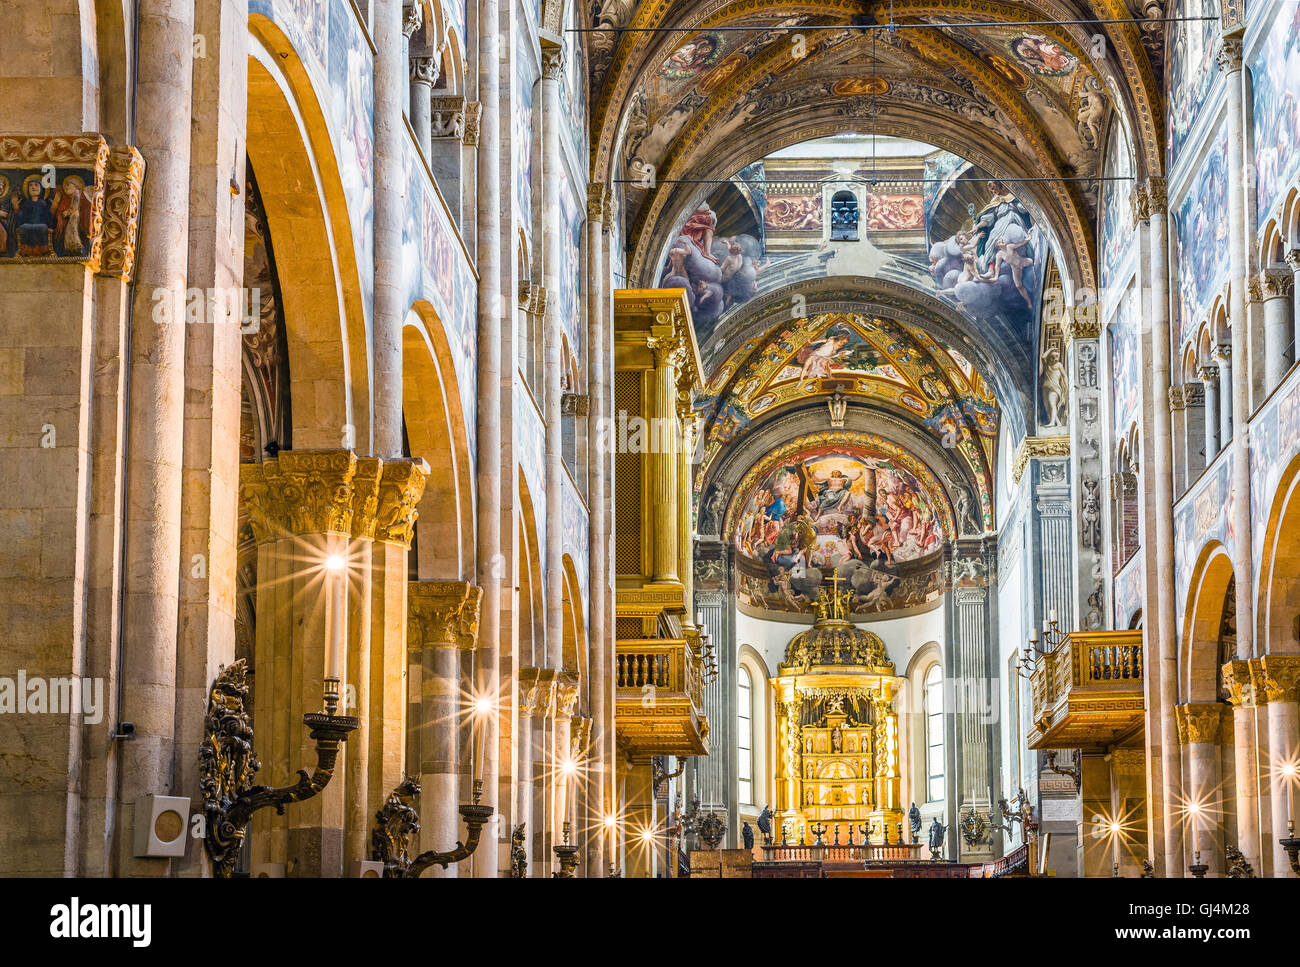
173, 0, 249, 878
1112, 748, 1148, 877
552, 675, 580, 868
952, 579, 993, 856
373, 0, 404, 457
1287, 250, 1300, 358
241, 451, 359, 876
1168, 382, 1205, 491
408, 580, 481, 876
585, 183, 611, 876
1176, 703, 1224, 877
1199, 365, 1220, 458
678, 398, 697, 633
1139, 176, 1181, 874
1079, 752, 1112, 877
540, 33, 566, 670
473, 0, 504, 878
528, 671, 557, 876
409, 57, 437, 156
514, 668, 543, 876
1259, 655, 1300, 876
1216, 34, 1256, 663
1261, 269, 1295, 391
1223, 660, 1263, 873
647, 338, 681, 583
1212, 345, 1233, 442
116, 0, 197, 877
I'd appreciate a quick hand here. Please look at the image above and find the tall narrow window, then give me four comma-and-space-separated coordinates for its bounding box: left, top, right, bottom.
738, 666, 753, 805
924, 664, 945, 803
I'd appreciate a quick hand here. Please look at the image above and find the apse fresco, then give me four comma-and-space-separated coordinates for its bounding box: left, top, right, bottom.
1173, 123, 1229, 346
1251, 2, 1300, 220
728, 437, 953, 616
1166, 0, 1219, 166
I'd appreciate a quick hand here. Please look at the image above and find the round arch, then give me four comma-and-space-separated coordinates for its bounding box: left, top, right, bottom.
247, 18, 371, 449
1257, 451, 1300, 655
560, 553, 588, 684
1180, 542, 1236, 704
404, 302, 475, 579
517, 469, 544, 667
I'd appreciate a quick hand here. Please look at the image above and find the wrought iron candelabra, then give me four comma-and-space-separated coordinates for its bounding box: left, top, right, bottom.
1017, 611, 1066, 679
199, 660, 360, 877
553, 821, 580, 877
1280, 820, 1300, 874
371, 775, 494, 877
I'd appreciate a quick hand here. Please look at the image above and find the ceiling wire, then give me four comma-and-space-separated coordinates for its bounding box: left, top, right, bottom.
567, 16, 1215, 32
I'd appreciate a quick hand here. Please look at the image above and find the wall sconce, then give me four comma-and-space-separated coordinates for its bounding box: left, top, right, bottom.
371, 776, 494, 878
1044, 750, 1082, 792
199, 659, 359, 877
959, 806, 989, 847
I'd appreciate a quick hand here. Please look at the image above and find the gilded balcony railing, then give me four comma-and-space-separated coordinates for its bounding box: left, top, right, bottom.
1028, 630, 1144, 750
615, 638, 709, 756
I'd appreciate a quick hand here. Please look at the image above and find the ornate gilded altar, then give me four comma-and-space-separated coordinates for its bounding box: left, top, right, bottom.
773, 581, 905, 843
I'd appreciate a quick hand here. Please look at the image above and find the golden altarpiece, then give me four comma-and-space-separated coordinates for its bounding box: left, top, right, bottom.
773, 582, 905, 844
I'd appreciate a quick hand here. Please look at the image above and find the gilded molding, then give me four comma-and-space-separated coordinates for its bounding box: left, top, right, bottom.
1064, 314, 1101, 345
408, 580, 483, 650
1011, 435, 1070, 484
100, 144, 145, 282
1175, 702, 1224, 745
1256, 654, 1300, 704
375, 458, 429, 546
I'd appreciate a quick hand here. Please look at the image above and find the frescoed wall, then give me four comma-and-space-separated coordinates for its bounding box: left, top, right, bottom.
1250, 1, 1300, 221
1113, 555, 1144, 628
1099, 122, 1134, 296
1167, 0, 1219, 166
1174, 452, 1236, 634
1248, 363, 1300, 583
1173, 123, 1228, 346
1109, 282, 1140, 443
516, 51, 536, 251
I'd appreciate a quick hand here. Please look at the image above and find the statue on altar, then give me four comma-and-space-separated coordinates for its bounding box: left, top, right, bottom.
909, 802, 922, 841
928, 817, 947, 859
756, 805, 773, 845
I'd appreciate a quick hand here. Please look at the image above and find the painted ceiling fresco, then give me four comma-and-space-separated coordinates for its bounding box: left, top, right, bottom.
695, 311, 997, 532
726, 435, 952, 617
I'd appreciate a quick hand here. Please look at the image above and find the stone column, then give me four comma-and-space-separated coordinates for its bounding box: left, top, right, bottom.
409, 57, 438, 156
552, 675, 580, 868
1139, 178, 1181, 874
408, 580, 481, 876
585, 183, 611, 876
1212, 345, 1233, 442
117, 0, 197, 877
529, 671, 557, 876
952, 580, 993, 855
1199, 365, 1220, 458
1111, 749, 1148, 877
1287, 250, 1300, 358
1261, 269, 1295, 391
1176, 703, 1224, 877
540, 33, 566, 670
473, 0, 504, 878
240, 451, 360, 876
1217, 34, 1256, 662
1168, 383, 1205, 491
514, 668, 543, 875
678, 397, 697, 633
1223, 659, 1263, 872
1259, 655, 1300, 877
373, 0, 404, 457
647, 338, 681, 583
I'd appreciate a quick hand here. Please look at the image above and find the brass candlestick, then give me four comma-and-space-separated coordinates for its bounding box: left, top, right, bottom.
553, 821, 580, 877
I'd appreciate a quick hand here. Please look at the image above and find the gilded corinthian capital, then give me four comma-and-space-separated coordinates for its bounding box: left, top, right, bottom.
1174, 702, 1224, 745
1256, 654, 1300, 704
375, 458, 430, 546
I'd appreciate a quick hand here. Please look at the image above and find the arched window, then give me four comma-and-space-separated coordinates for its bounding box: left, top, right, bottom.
738, 666, 753, 805
830, 190, 860, 241
924, 664, 945, 803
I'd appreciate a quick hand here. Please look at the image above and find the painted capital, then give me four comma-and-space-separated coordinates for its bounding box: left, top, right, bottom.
1175, 702, 1224, 745
1256, 654, 1300, 703
375, 458, 430, 546
408, 580, 484, 650
541, 45, 566, 80
240, 449, 358, 541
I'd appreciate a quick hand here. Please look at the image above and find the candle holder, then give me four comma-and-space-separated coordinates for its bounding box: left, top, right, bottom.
1187, 850, 1208, 878
1280, 820, 1300, 875
960, 806, 989, 847
607, 862, 622, 878
810, 821, 827, 845
199, 660, 360, 878
371, 776, 494, 878
553, 821, 580, 877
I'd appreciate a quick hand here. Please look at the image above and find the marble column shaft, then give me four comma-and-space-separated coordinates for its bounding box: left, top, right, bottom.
1200, 366, 1220, 458
1259, 655, 1300, 877
1176, 702, 1224, 877
373, 0, 405, 457
1261, 269, 1295, 390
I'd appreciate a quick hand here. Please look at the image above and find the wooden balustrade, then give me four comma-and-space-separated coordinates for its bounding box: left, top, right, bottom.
1028, 631, 1145, 751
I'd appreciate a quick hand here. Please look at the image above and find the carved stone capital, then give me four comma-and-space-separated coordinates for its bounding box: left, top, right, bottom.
1064, 314, 1101, 344
1211, 343, 1231, 364
1256, 654, 1300, 704
376, 458, 429, 546
587, 182, 611, 221
1221, 659, 1256, 708
1130, 176, 1167, 220
408, 580, 484, 650
461, 101, 482, 146
520, 667, 557, 718
1168, 382, 1205, 411
430, 95, 468, 140
541, 43, 566, 80
101, 144, 146, 282
1111, 747, 1145, 777
1247, 658, 1272, 707
561, 392, 590, 417
1011, 434, 1070, 484
350, 456, 383, 540
402, 1, 424, 40
410, 55, 439, 87
1175, 702, 1224, 745
1215, 34, 1243, 74
1260, 268, 1295, 300
571, 715, 592, 759
1286, 249, 1300, 273
554, 673, 580, 717
240, 449, 358, 541
1197, 364, 1220, 385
